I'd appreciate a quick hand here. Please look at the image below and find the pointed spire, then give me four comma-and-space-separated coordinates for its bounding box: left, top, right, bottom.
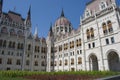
27, 5, 31, 20
0, 0, 3, 6
28, 5, 31, 15
0, 0, 3, 15
49, 23, 52, 32
61, 8, 64, 17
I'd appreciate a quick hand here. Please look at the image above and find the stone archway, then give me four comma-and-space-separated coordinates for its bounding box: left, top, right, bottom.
107, 51, 120, 71
89, 54, 99, 71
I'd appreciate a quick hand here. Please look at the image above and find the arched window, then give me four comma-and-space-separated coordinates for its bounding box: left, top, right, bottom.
90, 28, 94, 38
76, 39, 79, 47
9, 41, 12, 48
21, 43, 23, 49
38, 46, 40, 52
28, 44, 31, 50
34, 61, 38, 66
16, 59, 21, 65
59, 60, 62, 66
1, 27, 8, 34
10, 29, 16, 35
26, 60, 30, 66
3, 40, 7, 48
78, 57, 82, 64
17, 43, 20, 49
102, 23, 108, 35
70, 42, 72, 48
51, 61, 54, 66
65, 59, 68, 66
54, 61, 57, 66
17, 30, 23, 36
86, 29, 90, 40
72, 41, 74, 48
71, 58, 74, 65
107, 20, 113, 33
7, 58, 12, 64
41, 61, 45, 66
12, 42, 15, 48
78, 39, 82, 46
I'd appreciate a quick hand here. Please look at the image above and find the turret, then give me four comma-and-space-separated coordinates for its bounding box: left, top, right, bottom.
24, 5, 32, 37
25, 5, 31, 28
34, 27, 39, 40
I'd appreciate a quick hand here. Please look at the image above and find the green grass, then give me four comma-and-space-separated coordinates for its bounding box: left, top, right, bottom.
0, 76, 27, 80
0, 70, 120, 80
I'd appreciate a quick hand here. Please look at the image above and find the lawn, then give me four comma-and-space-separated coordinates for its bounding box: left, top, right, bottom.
0, 70, 120, 80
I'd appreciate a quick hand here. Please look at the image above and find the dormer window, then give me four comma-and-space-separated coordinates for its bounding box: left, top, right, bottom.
86, 11, 90, 17
100, 1, 107, 10
85, 9, 91, 18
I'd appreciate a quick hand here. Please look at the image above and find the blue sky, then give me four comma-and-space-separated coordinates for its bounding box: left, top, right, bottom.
2, 0, 120, 37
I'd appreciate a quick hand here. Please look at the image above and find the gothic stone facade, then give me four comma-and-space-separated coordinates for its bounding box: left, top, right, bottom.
0, 0, 120, 72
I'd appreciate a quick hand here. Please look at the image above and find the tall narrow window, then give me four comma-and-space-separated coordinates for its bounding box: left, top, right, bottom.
54, 61, 57, 66
28, 44, 31, 50
41, 61, 45, 66
16, 59, 21, 65
3, 40, 6, 48
92, 42, 95, 48
106, 38, 109, 45
17, 43, 20, 49
59, 60, 62, 66
71, 58, 74, 65
2, 51, 4, 55
78, 57, 82, 64
86, 29, 90, 40
34, 61, 38, 66
90, 28, 94, 38
7, 58, 12, 64
12, 42, 15, 48
65, 59, 68, 66
26, 60, 30, 66
88, 43, 91, 49
0, 58, 2, 64
21, 43, 23, 49
107, 21, 113, 33
0, 40, 3, 47
102, 23, 108, 35
111, 37, 115, 43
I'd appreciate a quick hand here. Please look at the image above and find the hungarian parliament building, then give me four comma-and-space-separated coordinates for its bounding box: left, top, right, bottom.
0, 0, 120, 72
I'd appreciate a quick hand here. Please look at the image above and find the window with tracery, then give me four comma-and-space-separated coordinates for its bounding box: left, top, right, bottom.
10, 29, 16, 35
102, 23, 108, 35
107, 21, 113, 33
1, 27, 8, 34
